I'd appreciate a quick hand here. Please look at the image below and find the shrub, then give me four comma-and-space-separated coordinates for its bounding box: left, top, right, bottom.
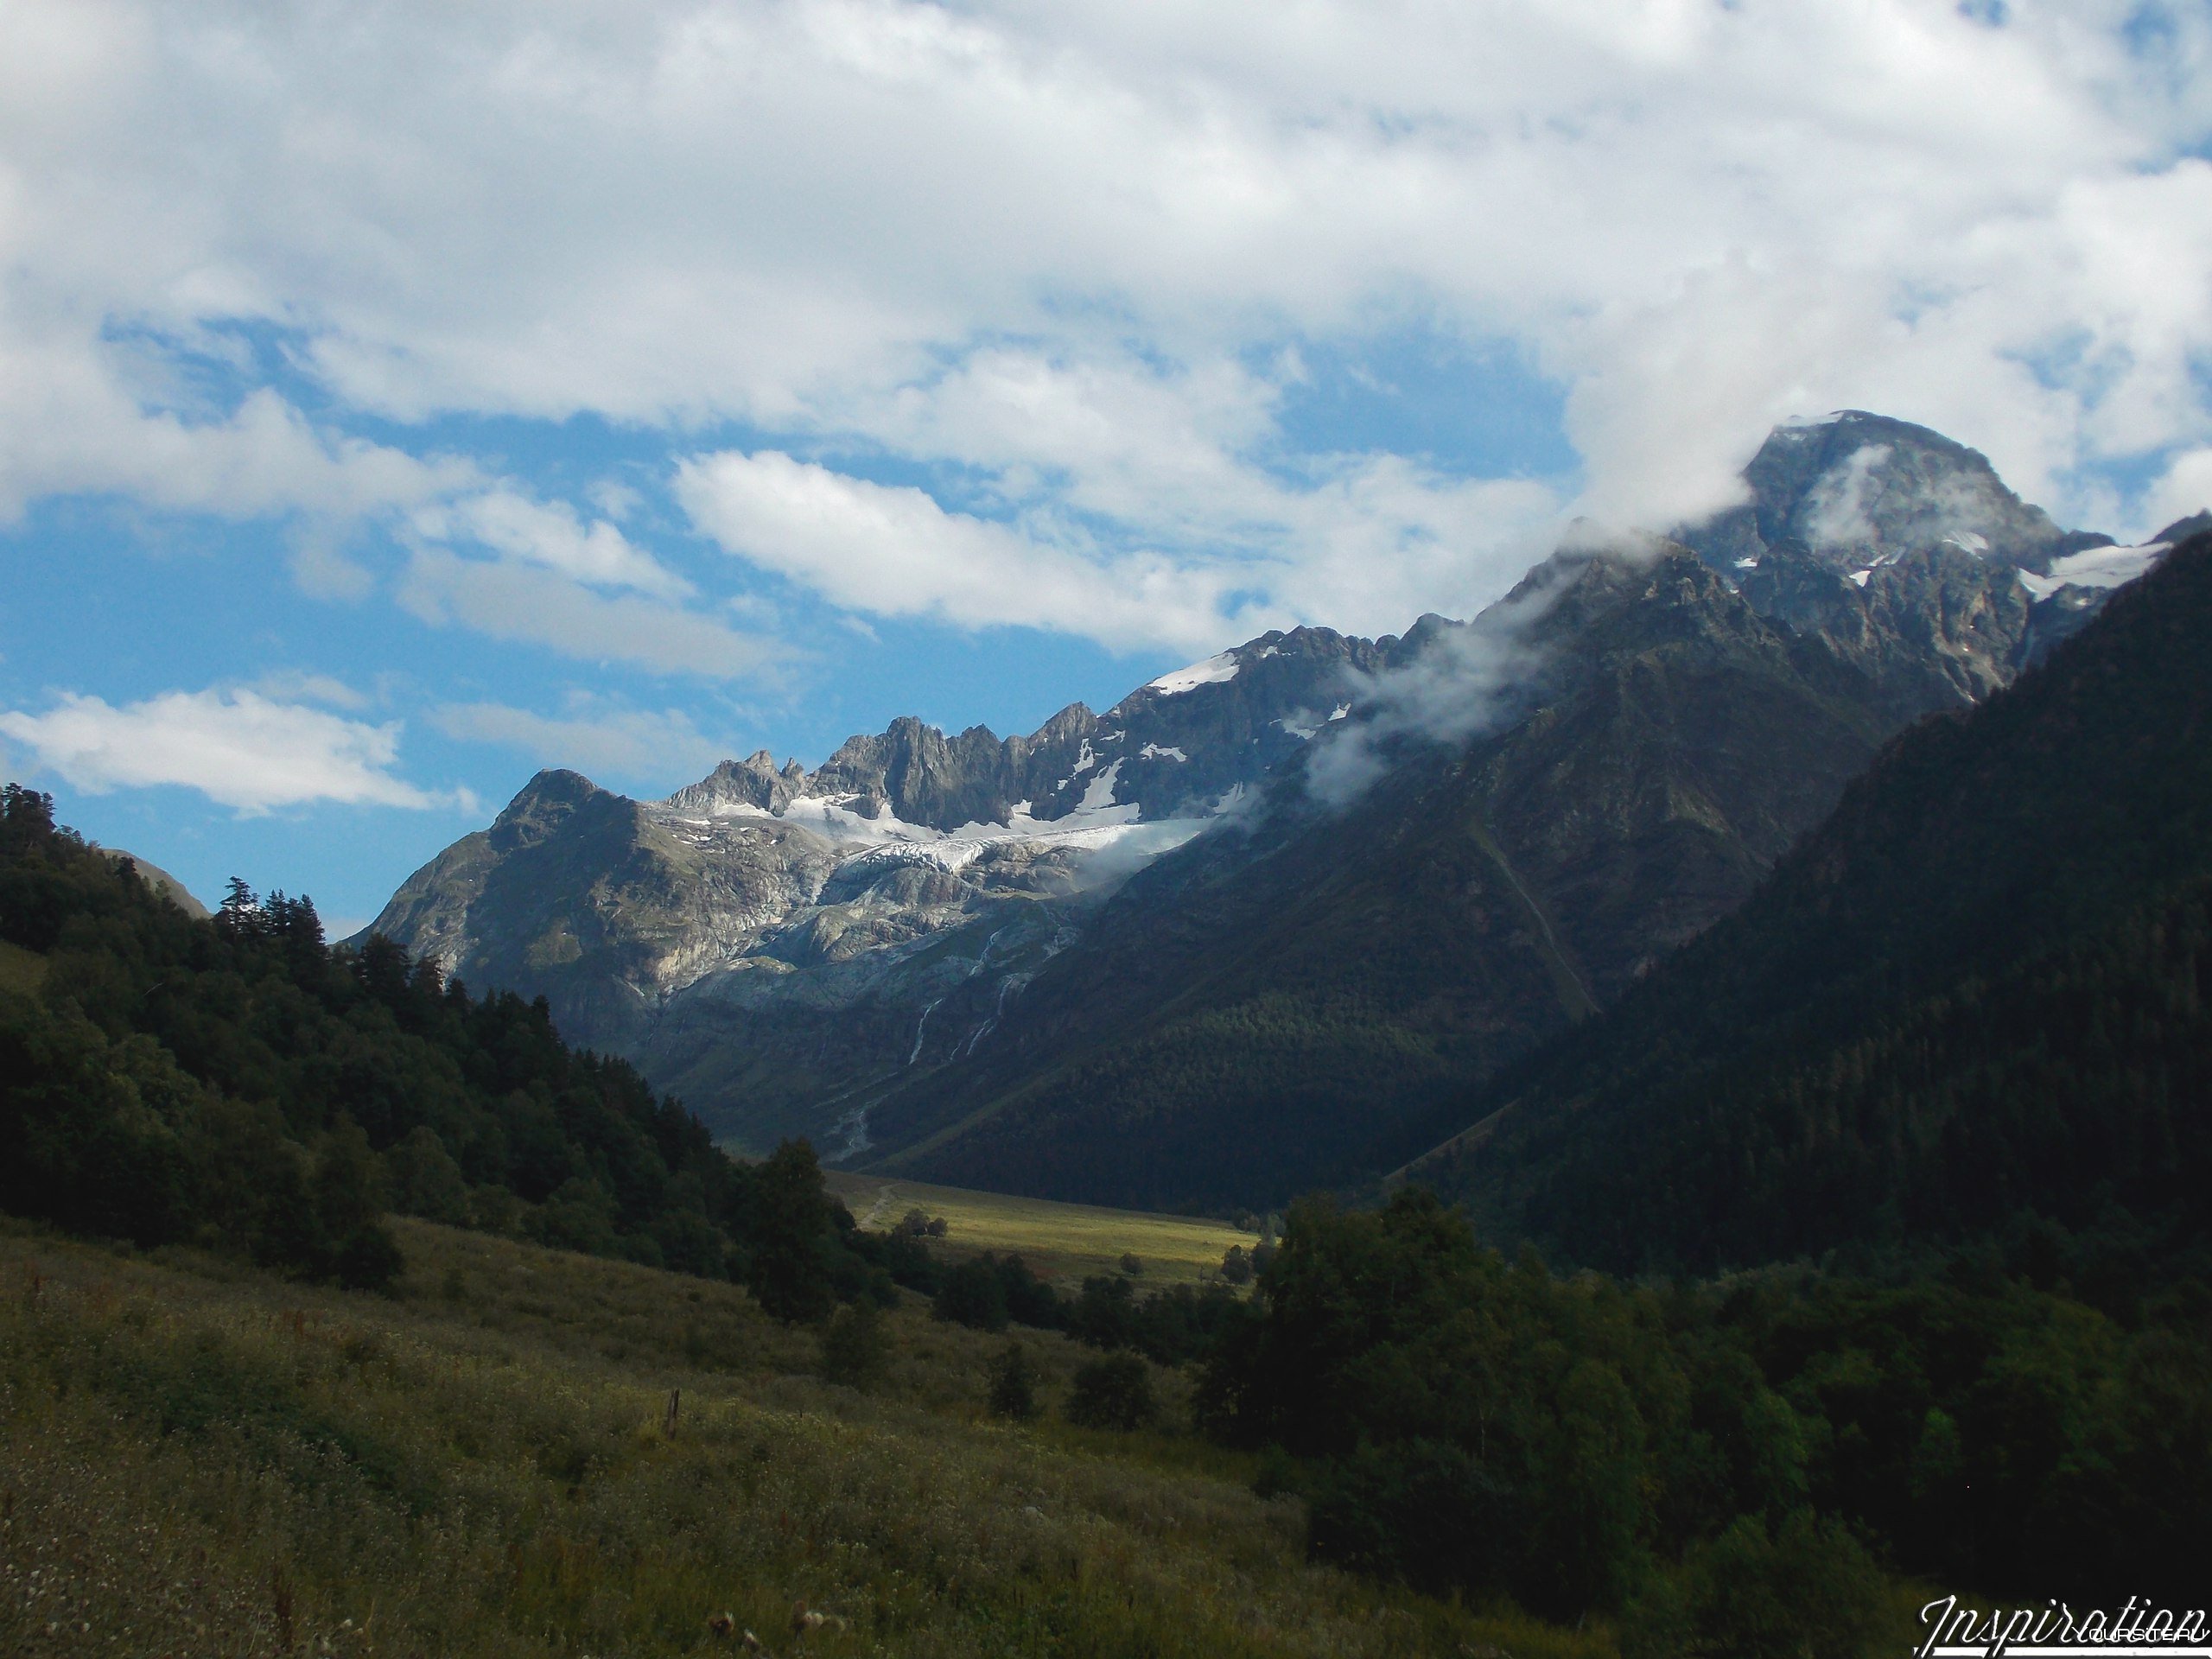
933, 1259, 1009, 1332
817, 1300, 887, 1390
987, 1342, 1039, 1421
1066, 1354, 1156, 1431
1624, 1510, 1885, 1659
334, 1224, 405, 1293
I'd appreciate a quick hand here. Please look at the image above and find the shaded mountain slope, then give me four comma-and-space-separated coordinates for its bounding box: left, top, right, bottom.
359, 414, 2181, 1192
855, 421, 2185, 1211
858, 545, 1922, 1211
361, 626, 1383, 1151
1408, 532, 2212, 1275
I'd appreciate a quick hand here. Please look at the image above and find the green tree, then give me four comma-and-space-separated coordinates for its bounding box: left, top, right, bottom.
747, 1139, 839, 1325
1066, 1353, 1155, 1430
988, 1342, 1039, 1421
818, 1300, 887, 1390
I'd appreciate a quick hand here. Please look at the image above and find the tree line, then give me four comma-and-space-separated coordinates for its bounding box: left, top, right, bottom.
1194, 1187, 2212, 1656
0, 784, 892, 1314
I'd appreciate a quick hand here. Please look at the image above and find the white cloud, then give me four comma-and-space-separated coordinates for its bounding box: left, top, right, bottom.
397, 546, 787, 678
1302, 550, 1576, 810
431, 700, 736, 784
0, 688, 462, 814
244, 669, 370, 709
411, 490, 692, 599
7, 0, 2212, 639
676, 448, 1282, 652
2144, 446, 2212, 533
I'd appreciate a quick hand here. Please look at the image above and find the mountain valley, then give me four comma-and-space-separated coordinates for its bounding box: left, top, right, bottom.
361, 412, 2196, 1209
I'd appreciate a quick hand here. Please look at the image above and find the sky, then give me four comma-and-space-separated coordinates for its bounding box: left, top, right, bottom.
4, 0, 2212, 933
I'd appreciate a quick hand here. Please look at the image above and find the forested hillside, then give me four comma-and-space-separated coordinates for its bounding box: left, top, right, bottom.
865, 546, 1914, 1209
1414, 531, 2212, 1282
0, 785, 889, 1315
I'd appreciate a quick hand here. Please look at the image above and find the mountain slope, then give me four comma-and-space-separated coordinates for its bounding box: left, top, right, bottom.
361, 626, 1382, 1151
360, 412, 2178, 1200
1408, 531, 2212, 1275
857, 543, 1929, 1209
852, 421, 2172, 1209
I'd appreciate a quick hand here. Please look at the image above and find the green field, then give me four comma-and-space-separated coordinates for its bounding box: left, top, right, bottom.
825, 1171, 1253, 1291
0, 1215, 1605, 1659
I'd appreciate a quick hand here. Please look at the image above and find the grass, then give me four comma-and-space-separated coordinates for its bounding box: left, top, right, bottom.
823, 1172, 1252, 1292
0, 1214, 1616, 1659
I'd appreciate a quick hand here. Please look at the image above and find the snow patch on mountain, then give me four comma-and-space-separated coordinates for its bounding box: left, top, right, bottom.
2017, 542, 2167, 598
1147, 651, 1241, 695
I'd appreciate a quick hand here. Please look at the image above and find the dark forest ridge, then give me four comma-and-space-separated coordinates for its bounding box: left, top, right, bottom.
360, 412, 2199, 1212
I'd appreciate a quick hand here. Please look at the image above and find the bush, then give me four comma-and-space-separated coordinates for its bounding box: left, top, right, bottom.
1066, 1354, 1156, 1430
1119, 1252, 1143, 1275
987, 1342, 1038, 1421
334, 1223, 405, 1293
1303, 1440, 1516, 1597
933, 1258, 1009, 1332
817, 1300, 887, 1390
1624, 1510, 1885, 1659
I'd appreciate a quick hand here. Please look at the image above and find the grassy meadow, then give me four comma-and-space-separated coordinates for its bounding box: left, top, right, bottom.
0, 1214, 1612, 1659
824, 1173, 1250, 1292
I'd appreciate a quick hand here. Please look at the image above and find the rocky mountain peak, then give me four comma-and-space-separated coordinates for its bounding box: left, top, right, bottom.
489, 769, 626, 852
1681, 410, 2082, 572
664, 752, 801, 817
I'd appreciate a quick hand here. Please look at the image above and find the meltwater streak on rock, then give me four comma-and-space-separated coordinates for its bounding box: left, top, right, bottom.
359, 414, 2197, 1197
848, 420, 2196, 1211
358, 624, 1382, 1154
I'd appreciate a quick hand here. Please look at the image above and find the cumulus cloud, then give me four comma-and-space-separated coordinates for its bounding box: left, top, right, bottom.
411, 491, 691, 599
810, 348, 1568, 640
244, 670, 371, 709
431, 700, 736, 785
397, 548, 788, 678
676, 448, 1284, 652
7, 0, 2212, 653
2145, 446, 2212, 534
0, 688, 463, 815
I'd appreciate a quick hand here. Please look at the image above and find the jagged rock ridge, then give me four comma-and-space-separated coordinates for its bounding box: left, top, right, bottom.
360, 625, 1390, 1152
362, 413, 2195, 1198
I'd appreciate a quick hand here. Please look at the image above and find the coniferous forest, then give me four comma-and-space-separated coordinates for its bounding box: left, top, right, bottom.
0, 784, 895, 1316
10, 749, 2212, 1654
10, 550, 2212, 1651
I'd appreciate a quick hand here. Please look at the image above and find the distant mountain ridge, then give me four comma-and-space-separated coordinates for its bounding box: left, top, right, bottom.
361, 622, 1395, 1152
1405, 530, 2212, 1276
361, 411, 2196, 1203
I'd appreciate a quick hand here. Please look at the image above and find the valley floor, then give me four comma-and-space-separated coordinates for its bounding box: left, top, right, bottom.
822, 1172, 1249, 1293
0, 1216, 1606, 1659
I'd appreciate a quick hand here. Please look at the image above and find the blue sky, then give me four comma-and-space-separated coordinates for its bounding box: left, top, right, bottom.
4, 1, 2212, 932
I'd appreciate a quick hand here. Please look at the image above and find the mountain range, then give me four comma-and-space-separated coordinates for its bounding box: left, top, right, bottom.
360, 411, 2199, 1210
1411, 525, 2212, 1279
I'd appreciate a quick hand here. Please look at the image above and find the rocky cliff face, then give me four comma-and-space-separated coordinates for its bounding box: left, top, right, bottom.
360, 413, 2190, 1198
848, 420, 2188, 1206
359, 624, 1389, 1152
1678, 411, 2184, 709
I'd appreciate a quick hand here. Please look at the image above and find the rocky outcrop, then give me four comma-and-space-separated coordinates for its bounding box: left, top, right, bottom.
358, 632, 1378, 1152
360, 413, 2190, 1199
